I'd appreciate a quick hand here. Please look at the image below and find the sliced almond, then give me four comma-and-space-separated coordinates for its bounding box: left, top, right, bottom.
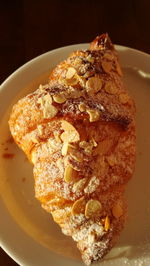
112, 200, 123, 218
119, 93, 129, 104
104, 82, 118, 94
47, 138, 60, 150
73, 57, 82, 66
31, 151, 37, 164
79, 141, 88, 149
37, 93, 52, 105
52, 208, 71, 225
101, 61, 112, 73
61, 120, 80, 143
54, 131, 62, 143
70, 151, 83, 162
30, 134, 39, 144
66, 76, 78, 86
85, 199, 102, 218
88, 233, 95, 244
78, 103, 86, 112
72, 196, 86, 215
61, 120, 77, 131
64, 164, 77, 183
79, 140, 92, 155
52, 209, 64, 224
73, 178, 87, 193
62, 142, 69, 156
87, 54, 94, 63
86, 76, 102, 95
66, 67, 76, 79
44, 105, 58, 119
62, 142, 75, 156
61, 130, 80, 143
84, 176, 100, 194
79, 139, 97, 155
104, 216, 110, 231
77, 75, 86, 87
53, 94, 66, 103
38, 94, 58, 119
87, 109, 100, 122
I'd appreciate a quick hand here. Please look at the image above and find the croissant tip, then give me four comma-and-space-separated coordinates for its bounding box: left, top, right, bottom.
90, 33, 114, 51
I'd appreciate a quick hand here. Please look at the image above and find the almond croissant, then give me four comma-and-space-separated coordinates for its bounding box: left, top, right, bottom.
9, 34, 136, 265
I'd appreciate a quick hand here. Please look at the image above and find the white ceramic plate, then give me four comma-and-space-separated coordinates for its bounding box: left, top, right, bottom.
0, 44, 150, 266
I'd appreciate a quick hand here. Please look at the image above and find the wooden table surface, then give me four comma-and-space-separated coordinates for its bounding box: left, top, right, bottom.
0, 0, 150, 265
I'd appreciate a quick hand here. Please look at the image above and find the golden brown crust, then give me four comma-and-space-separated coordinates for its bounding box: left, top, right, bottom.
9, 34, 136, 265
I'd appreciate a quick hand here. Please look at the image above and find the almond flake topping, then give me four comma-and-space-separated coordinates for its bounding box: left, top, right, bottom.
87, 54, 94, 63
52, 209, 64, 224
73, 178, 87, 193
37, 93, 52, 105
53, 94, 66, 103
85, 199, 102, 218
66, 67, 76, 79
62, 142, 75, 156
61, 142, 73, 156
64, 164, 77, 183
73, 57, 82, 66
61, 142, 69, 156
52, 208, 71, 224
61, 120, 77, 131
86, 76, 102, 95
70, 151, 83, 162
84, 176, 100, 194
72, 196, 86, 215
87, 109, 100, 122
61, 131, 80, 143
61, 120, 80, 143
104, 216, 110, 231
37, 94, 58, 119
78, 103, 86, 112
79, 139, 97, 155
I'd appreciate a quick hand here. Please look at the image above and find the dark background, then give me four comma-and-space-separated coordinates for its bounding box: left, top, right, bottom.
0, 0, 150, 264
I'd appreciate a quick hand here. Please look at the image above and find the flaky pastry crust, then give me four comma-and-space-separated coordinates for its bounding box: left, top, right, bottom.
9, 34, 136, 265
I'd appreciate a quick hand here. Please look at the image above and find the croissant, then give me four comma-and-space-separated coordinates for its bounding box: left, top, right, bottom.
9, 34, 136, 265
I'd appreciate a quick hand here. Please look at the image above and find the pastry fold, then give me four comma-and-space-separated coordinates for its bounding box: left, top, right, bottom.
9, 34, 136, 265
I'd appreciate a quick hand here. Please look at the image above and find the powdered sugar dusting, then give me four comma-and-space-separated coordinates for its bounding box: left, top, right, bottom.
84, 176, 100, 194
